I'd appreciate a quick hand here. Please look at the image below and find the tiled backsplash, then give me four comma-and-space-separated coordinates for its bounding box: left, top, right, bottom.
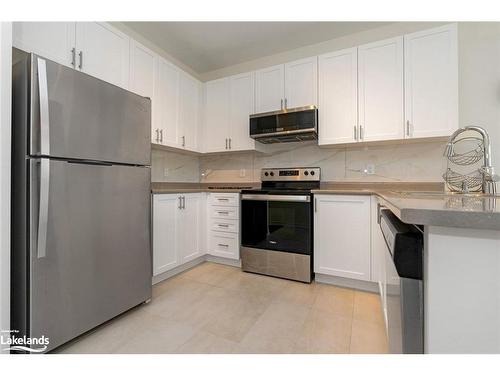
151, 149, 200, 182
152, 141, 448, 183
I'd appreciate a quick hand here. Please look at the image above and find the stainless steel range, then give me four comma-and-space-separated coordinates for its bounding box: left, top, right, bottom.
240, 167, 320, 283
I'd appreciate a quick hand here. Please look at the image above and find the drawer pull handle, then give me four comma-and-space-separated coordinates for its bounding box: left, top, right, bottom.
218, 224, 229, 228
217, 243, 229, 247
217, 198, 229, 201
217, 211, 229, 214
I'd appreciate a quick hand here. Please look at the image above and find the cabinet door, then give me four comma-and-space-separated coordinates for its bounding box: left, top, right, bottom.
204, 78, 230, 152
178, 72, 201, 151
178, 194, 202, 263
318, 48, 358, 145
404, 24, 458, 138
75, 22, 130, 89
229, 72, 255, 151
314, 195, 371, 281
284, 56, 318, 108
156, 57, 180, 147
153, 194, 180, 276
255, 64, 284, 113
358, 37, 404, 142
129, 41, 158, 143
129, 40, 156, 98
13, 22, 76, 68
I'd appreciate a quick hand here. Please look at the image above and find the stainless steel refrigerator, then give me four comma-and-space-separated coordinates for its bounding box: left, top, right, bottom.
11, 49, 152, 353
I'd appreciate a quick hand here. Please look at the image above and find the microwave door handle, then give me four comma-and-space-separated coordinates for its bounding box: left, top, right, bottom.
37, 58, 50, 156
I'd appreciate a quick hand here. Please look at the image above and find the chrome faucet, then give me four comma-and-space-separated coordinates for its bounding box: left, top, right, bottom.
445, 126, 499, 194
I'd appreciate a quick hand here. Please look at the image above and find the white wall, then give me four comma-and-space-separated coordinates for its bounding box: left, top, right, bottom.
0, 22, 12, 353
458, 22, 500, 171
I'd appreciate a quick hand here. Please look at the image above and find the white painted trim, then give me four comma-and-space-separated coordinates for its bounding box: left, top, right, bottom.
205, 255, 241, 268
315, 273, 379, 293
0, 22, 12, 354
152, 255, 205, 285
152, 254, 242, 285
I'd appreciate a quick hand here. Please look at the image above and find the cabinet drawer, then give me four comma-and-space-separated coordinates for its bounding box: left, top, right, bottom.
210, 206, 239, 220
211, 218, 239, 233
209, 193, 240, 207
209, 231, 239, 260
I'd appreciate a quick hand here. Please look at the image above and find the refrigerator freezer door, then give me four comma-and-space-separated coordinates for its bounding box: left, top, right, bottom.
29, 55, 151, 165
29, 159, 151, 351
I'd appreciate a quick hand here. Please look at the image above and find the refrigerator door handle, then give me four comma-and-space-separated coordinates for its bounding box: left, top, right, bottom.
37, 159, 50, 258
37, 58, 50, 156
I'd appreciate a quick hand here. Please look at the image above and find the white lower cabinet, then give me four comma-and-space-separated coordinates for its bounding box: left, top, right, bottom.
153, 193, 204, 276
314, 194, 371, 281
153, 194, 179, 275
207, 193, 240, 260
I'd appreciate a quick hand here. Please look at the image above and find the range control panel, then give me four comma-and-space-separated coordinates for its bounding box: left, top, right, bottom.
261, 167, 321, 182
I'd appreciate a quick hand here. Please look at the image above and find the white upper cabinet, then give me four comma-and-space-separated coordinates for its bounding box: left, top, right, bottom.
314, 195, 371, 281
156, 57, 180, 147
404, 24, 458, 139
13, 22, 76, 68
204, 78, 230, 152
129, 40, 157, 98
179, 72, 201, 151
284, 56, 318, 109
13, 22, 130, 89
255, 64, 285, 113
255, 58, 317, 113
75, 23, 130, 89
229, 72, 255, 151
318, 48, 358, 145
203, 73, 256, 153
358, 36, 404, 142
129, 41, 157, 143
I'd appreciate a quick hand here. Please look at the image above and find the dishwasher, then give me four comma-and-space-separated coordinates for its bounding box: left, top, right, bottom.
379, 208, 424, 354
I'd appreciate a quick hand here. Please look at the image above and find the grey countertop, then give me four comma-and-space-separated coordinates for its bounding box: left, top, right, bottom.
152, 188, 247, 193
313, 188, 500, 231
151, 181, 500, 230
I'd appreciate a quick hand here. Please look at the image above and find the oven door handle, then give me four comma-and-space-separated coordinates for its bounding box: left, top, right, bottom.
241, 194, 310, 202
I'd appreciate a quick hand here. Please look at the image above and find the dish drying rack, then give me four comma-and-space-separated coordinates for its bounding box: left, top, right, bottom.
443, 126, 498, 194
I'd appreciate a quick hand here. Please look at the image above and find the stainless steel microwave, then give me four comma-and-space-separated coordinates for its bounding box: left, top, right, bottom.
249, 106, 318, 144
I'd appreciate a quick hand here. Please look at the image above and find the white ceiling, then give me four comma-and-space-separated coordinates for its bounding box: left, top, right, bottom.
123, 22, 393, 74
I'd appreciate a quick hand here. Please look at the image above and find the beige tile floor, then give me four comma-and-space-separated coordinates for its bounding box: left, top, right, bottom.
54, 262, 388, 354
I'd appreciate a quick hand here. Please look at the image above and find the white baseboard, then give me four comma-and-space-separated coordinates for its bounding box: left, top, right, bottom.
205, 255, 241, 268
315, 273, 379, 293
152, 256, 206, 285
152, 255, 241, 285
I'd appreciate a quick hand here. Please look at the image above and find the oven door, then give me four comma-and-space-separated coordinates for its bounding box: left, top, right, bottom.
241, 194, 312, 255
